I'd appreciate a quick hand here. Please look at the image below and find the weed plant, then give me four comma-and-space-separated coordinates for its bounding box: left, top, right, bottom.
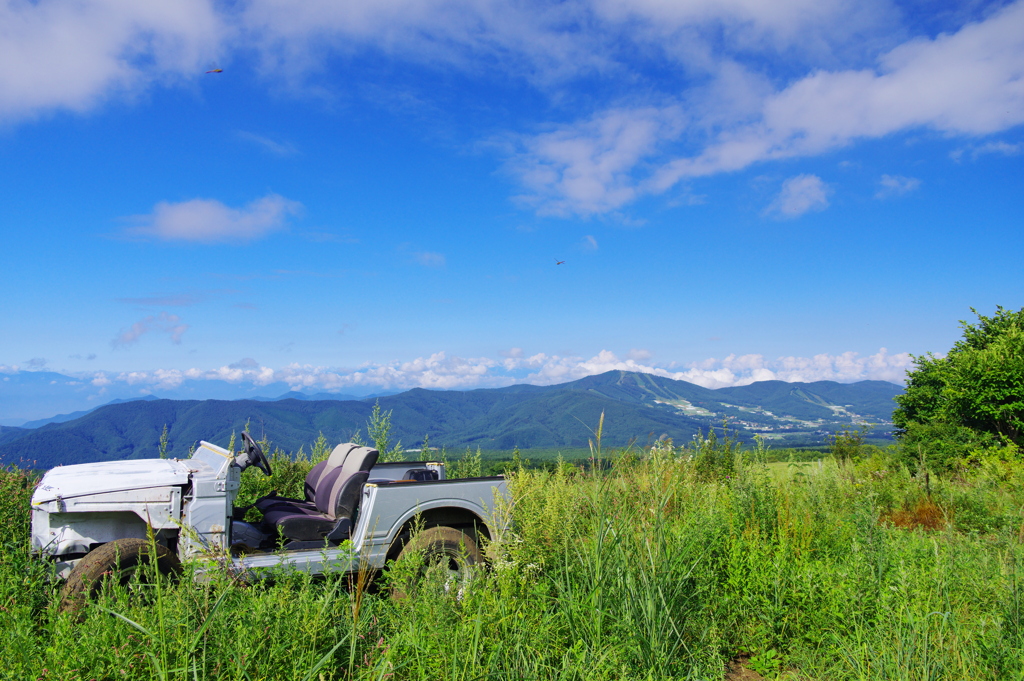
1, 431, 1023, 679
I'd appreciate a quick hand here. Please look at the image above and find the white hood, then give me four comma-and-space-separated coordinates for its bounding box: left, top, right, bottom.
32, 458, 191, 503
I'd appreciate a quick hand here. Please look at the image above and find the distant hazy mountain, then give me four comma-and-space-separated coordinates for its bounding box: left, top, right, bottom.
0, 371, 902, 468
0, 371, 105, 426
250, 391, 360, 402
19, 396, 159, 429
250, 390, 401, 402
0, 371, 380, 425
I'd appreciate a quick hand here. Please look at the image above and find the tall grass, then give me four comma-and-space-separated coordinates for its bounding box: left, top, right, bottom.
1, 436, 1023, 680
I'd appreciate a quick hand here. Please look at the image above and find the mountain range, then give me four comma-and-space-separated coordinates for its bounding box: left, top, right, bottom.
0, 370, 396, 426
0, 371, 903, 468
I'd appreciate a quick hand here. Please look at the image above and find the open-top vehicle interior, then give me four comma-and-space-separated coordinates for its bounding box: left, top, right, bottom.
232, 436, 446, 551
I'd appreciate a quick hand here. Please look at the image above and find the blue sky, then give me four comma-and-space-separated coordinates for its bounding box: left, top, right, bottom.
1, 0, 1023, 403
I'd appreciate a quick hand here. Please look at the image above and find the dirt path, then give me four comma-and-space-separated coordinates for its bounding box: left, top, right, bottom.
724, 654, 767, 681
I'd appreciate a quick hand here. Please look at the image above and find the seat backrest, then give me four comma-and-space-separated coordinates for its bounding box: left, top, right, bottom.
303, 443, 358, 501
314, 446, 379, 518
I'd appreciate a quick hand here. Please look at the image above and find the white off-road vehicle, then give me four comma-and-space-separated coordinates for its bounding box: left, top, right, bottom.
30, 433, 508, 610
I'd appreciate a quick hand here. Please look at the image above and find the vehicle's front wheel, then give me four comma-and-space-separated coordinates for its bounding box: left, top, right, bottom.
390, 526, 483, 601
59, 538, 181, 615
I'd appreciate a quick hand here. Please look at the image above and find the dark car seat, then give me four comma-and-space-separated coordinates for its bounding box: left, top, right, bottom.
254, 442, 359, 514
261, 445, 379, 542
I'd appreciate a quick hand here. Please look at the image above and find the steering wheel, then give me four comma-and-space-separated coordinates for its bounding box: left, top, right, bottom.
241, 432, 272, 477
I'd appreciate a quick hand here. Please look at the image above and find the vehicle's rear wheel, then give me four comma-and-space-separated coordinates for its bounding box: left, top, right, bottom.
59, 537, 181, 616
390, 526, 482, 601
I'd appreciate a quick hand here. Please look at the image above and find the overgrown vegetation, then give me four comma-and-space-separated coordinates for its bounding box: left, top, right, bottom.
3, 425, 1024, 679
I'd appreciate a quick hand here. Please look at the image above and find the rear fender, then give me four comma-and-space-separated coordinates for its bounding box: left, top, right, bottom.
385, 505, 491, 561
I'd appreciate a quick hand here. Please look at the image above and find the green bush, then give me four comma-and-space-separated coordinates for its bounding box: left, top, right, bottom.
894, 420, 999, 473
895, 306, 1024, 445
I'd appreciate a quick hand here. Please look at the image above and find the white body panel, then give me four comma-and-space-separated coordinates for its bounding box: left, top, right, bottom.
31, 441, 237, 560
360, 478, 504, 554
32, 458, 190, 502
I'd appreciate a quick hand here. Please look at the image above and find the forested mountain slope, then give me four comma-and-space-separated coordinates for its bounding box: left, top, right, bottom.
0, 371, 903, 467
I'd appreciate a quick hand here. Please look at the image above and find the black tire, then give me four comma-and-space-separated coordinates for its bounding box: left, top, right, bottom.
59, 538, 182, 616
390, 526, 483, 601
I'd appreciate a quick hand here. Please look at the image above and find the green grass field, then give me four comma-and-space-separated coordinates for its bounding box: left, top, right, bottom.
2, 439, 1023, 680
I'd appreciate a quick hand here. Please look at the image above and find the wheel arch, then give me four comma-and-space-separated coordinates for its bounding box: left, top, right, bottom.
385, 504, 492, 562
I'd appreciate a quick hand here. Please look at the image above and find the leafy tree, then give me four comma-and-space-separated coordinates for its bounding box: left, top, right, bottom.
311, 431, 331, 462
943, 327, 1024, 442
158, 424, 169, 459
894, 306, 1024, 447
450, 446, 482, 479
691, 422, 739, 481
828, 426, 869, 462
368, 400, 404, 462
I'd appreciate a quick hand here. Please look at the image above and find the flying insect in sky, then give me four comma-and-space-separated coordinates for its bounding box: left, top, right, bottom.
555, 259, 566, 265
206, 68, 223, 74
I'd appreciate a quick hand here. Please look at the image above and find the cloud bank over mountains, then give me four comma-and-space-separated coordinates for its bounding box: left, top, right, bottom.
1, 347, 912, 400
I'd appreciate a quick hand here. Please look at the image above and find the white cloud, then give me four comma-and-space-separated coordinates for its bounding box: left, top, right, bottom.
19, 347, 912, 401
766, 174, 830, 217
501, 347, 525, 360
508, 1, 1024, 215
413, 251, 446, 267
972, 141, 1023, 157
128, 193, 302, 243
490, 347, 912, 387
875, 174, 921, 198
9, 345, 914, 391
673, 348, 913, 387
952, 140, 1023, 160
111, 312, 189, 348
236, 131, 298, 156
241, 0, 901, 88
0, 0, 222, 123
240, 0, 604, 86
2, 0, 886, 127
590, 0, 895, 56
6, 0, 1020, 219
509, 106, 686, 215
656, 1, 1024, 183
